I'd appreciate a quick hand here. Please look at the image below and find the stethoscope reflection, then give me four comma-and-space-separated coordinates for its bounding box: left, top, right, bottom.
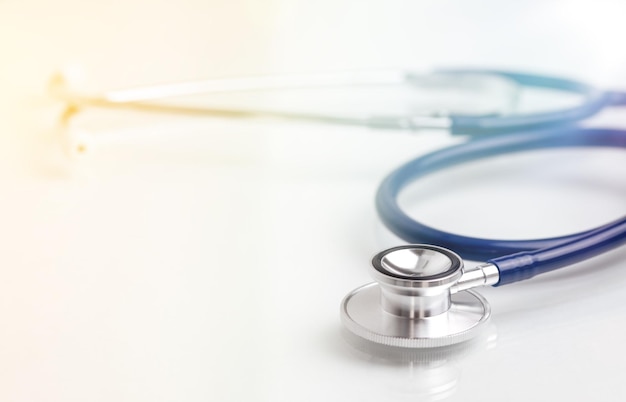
340, 325, 497, 401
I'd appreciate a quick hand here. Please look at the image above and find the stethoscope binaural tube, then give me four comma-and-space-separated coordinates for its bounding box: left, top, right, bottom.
52, 68, 625, 140
376, 127, 626, 285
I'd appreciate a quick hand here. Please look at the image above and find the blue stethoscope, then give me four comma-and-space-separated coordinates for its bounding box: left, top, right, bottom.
339, 70, 626, 348
53, 68, 626, 347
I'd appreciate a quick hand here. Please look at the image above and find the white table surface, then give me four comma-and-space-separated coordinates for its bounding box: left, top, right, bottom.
1, 1, 626, 401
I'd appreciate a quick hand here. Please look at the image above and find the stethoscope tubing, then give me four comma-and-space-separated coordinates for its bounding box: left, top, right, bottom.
376, 127, 626, 285
440, 69, 618, 135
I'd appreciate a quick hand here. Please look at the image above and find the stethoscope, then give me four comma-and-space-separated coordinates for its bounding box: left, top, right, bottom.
51, 68, 626, 348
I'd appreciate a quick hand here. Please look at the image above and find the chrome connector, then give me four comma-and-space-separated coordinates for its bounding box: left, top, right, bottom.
450, 263, 499, 294
367, 115, 452, 131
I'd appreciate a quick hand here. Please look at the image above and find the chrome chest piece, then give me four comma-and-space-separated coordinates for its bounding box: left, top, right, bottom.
340, 245, 499, 348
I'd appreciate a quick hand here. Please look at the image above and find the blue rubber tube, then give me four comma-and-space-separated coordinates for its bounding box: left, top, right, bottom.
376, 127, 626, 286
435, 69, 617, 136
610, 90, 626, 106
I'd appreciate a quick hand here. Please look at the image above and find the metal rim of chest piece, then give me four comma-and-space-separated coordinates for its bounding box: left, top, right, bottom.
340, 244, 491, 348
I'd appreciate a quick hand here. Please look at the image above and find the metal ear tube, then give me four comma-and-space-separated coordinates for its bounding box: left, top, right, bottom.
340, 245, 498, 348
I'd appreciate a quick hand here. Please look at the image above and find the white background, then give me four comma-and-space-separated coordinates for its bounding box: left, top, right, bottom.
1, 1, 626, 401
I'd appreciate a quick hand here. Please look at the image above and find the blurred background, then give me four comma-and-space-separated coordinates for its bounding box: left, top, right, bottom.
3, 0, 626, 169
1, 1, 625, 401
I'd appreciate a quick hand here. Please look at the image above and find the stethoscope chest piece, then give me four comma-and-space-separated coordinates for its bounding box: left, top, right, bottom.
341, 245, 491, 348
